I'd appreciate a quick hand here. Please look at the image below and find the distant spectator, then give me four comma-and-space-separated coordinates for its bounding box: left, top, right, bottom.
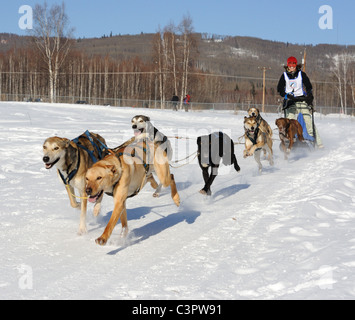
171, 95, 179, 111
183, 94, 191, 112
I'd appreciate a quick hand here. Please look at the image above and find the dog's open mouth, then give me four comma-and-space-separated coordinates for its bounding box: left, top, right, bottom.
88, 190, 103, 203
44, 158, 59, 169
133, 128, 144, 136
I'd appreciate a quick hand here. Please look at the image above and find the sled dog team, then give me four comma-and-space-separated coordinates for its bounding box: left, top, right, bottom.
42, 110, 305, 245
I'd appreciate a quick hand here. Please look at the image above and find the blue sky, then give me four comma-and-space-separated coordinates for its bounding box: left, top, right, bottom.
0, 0, 353, 45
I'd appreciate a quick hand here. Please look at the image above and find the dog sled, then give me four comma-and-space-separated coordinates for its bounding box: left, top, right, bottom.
281, 96, 317, 151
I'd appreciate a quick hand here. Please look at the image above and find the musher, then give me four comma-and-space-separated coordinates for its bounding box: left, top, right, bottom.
277, 56, 323, 148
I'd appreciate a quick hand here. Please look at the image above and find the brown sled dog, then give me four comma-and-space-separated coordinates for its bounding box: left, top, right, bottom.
42, 131, 107, 235
85, 140, 180, 246
275, 118, 304, 159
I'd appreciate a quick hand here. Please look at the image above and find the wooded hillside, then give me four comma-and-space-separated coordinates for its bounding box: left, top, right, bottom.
1, 31, 355, 111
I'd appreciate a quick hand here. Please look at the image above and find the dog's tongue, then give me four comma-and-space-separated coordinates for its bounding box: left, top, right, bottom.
88, 196, 98, 203
134, 130, 140, 136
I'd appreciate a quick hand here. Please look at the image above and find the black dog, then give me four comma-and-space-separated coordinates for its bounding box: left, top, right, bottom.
197, 132, 241, 196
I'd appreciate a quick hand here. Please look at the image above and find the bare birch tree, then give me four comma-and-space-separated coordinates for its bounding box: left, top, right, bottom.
350, 68, 355, 109
178, 15, 196, 109
163, 23, 178, 97
332, 52, 355, 114
32, 1, 73, 103
152, 16, 197, 109
152, 30, 166, 108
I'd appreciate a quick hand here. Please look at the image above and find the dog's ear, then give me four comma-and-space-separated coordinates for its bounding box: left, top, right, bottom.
62, 138, 71, 148
104, 165, 116, 175
110, 166, 116, 175
105, 164, 117, 175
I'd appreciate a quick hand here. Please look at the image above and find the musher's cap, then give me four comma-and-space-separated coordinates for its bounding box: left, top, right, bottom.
287, 56, 298, 66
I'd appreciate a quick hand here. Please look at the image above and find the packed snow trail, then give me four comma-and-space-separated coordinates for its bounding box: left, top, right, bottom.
1, 102, 355, 299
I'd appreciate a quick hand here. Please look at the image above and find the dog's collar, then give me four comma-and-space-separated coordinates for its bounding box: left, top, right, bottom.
279, 131, 287, 137
106, 143, 150, 198
58, 146, 80, 186
106, 184, 140, 199
105, 178, 120, 197
278, 122, 291, 140
105, 177, 141, 199
279, 129, 288, 139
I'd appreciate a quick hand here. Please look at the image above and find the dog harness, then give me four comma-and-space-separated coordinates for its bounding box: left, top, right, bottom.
58, 147, 81, 186
245, 126, 262, 152
278, 128, 289, 141
58, 131, 108, 186
72, 130, 108, 164
116, 141, 150, 174
105, 141, 150, 198
246, 127, 259, 146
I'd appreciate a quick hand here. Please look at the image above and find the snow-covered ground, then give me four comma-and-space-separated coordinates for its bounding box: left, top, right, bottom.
1, 101, 355, 300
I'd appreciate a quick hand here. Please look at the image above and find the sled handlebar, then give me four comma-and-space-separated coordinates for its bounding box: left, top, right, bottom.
282, 96, 313, 111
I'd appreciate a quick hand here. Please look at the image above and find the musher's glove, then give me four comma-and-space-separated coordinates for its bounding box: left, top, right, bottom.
286, 93, 295, 100
305, 93, 314, 105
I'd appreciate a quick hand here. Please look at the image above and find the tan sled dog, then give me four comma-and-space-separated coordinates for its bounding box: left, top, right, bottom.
85, 140, 180, 246
243, 116, 274, 172
43, 131, 107, 235
247, 107, 273, 138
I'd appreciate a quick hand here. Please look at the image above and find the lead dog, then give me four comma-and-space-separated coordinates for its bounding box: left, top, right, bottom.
42, 131, 107, 234
197, 132, 241, 196
85, 140, 180, 246
247, 107, 273, 138
275, 118, 304, 159
244, 116, 274, 172
131, 115, 172, 197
